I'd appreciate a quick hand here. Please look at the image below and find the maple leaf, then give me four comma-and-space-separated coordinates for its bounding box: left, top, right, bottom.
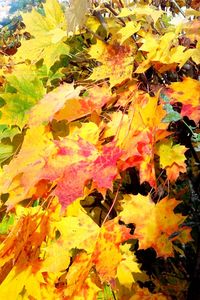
65, 0, 91, 34
55, 84, 112, 122
117, 21, 141, 44
136, 32, 195, 73
61, 216, 131, 297
0, 125, 51, 209
88, 40, 134, 87
0, 144, 13, 165
0, 206, 50, 298
0, 66, 45, 127
183, 20, 200, 42
91, 142, 123, 192
14, 0, 69, 68
28, 83, 82, 126
91, 218, 132, 283
156, 139, 187, 182
117, 244, 141, 289
0, 117, 122, 209
54, 200, 99, 253
165, 77, 200, 124
41, 138, 122, 208
118, 5, 163, 24
103, 93, 169, 186
119, 194, 191, 257
64, 251, 95, 298
168, 77, 200, 106
0, 200, 73, 299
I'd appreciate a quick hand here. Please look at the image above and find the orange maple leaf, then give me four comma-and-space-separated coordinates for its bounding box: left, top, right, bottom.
166, 77, 200, 124
92, 218, 132, 283
119, 194, 192, 257
55, 83, 112, 122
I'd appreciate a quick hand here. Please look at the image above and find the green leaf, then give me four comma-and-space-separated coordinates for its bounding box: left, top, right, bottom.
191, 133, 200, 142
162, 111, 182, 123
162, 103, 182, 123
0, 125, 20, 141
37, 65, 64, 84
0, 66, 45, 127
98, 284, 115, 300
0, 144, 13, 164
0, 214, 15, 234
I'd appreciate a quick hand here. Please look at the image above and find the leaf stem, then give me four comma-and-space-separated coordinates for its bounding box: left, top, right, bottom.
101, 182, 121, 227
182, 119, 197, 137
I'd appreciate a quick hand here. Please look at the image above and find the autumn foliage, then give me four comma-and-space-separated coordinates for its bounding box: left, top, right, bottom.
0, 0, 199, 299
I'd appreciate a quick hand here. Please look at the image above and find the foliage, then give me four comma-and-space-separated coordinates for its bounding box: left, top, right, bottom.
0, 0, 199, 299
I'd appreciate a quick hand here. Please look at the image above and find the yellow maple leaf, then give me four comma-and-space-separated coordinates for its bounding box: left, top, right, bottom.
136, 32, 194, 73
0, 206, 54, 299
168, 77, 200, 107
117, 21, 141, 44
55, 208, 99, 253
156, 139, 187, 181
104, 93, 167, 144
0, 267, 32, 300
0, 125, 52, 209
59, 216, 132, 296
14, 0, 69, 68
69, 122, 100, 145
117, 244, 141, 288
118, 5, 163, 24
41, 242, 70, 273
89, 40, 134, 87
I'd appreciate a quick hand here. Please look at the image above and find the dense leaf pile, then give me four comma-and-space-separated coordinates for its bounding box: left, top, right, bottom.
0, 0, 199, 299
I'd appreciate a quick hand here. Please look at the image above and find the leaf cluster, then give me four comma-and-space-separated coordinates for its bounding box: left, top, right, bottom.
0, 0, 199, 299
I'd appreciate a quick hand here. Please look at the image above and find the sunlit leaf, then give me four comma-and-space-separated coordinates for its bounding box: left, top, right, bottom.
15, 0, 69, 68
119, 194, 191, 257
156, 139, 187, 181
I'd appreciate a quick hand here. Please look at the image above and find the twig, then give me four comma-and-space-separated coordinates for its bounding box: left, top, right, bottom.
170, 0, 185, 17
104, 2, 126, 27
83, 25, 108, 44
101, 182, 121, 227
